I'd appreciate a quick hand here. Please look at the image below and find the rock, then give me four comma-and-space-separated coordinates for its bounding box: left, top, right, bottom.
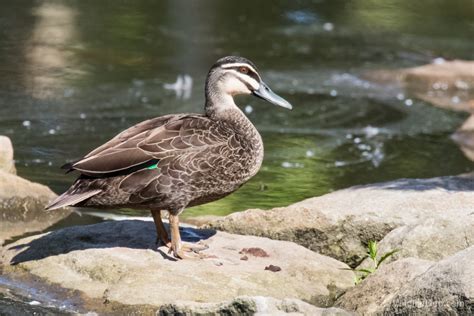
0, 170, 71, 245
452, 129, 474, 160
359, 216, 474, 267
336, 258, 434, 314
0, 294, 70, 316
159, 296, 354, 316
0, 135, 71, 244
365, 61, 474, 162
183, 215, 222, 227
364, 60, 474, 113
0, 136, 16, 174
0, 220, 355, 310
384, 246, 474, 314
403, 60, 474, 91
452, 114, 474, 162
204, 174, 474, 267
337, 247, 474, 314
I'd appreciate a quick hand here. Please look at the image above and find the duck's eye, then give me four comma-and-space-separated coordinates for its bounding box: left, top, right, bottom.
239, 67, 249, 74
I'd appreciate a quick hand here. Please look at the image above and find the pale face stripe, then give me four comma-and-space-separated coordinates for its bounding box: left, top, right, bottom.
220, 62, 258, 75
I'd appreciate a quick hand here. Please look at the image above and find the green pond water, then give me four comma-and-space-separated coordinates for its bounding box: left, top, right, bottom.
1, 0, 473, 221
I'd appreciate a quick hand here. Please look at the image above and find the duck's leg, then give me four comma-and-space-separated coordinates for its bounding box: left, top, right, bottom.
168, 213, 186, 259
151, 209, 171, 248
168, 212, 209, 259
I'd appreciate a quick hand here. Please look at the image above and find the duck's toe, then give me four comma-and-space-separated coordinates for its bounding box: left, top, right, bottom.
168, 241, 208, 259
181, 241, 209, 253
155, 237, 172, 249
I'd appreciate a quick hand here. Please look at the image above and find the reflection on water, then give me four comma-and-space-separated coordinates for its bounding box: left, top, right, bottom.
0, 0, 473, 218
25, 2, 80, 100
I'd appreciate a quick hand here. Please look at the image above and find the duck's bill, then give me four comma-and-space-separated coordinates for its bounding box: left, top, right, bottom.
253, 82, 292, 110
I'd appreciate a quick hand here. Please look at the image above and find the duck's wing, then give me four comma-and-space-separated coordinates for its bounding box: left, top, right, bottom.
67, 114, 232, 176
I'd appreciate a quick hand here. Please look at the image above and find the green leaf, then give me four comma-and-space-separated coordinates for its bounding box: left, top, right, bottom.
354, 268, 375, 274
377, 249, 400, 268
367, 240, 378, 261
354, 275, 362, 285
355, 273, 371, 284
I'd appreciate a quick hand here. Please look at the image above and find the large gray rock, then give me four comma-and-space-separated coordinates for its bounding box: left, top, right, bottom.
0, 170, 70, 245
338, 247, 474, 314
385, 246, 474, 314
0, 136, 16, 174
336, 258, 434, 314
0, 220, 355, 311
204, 174, 474, 267
159, 296, 353, 316
358, 216, 474, 267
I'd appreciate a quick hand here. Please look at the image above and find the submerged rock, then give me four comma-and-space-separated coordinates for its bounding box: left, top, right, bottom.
402, 60, 474, 112
337, 247, 474, 314
0, 136, 16, 174
365, 60, 474, 113
205, 174, 474, 267
0, 220, 355, 311
0, 294, 71, 316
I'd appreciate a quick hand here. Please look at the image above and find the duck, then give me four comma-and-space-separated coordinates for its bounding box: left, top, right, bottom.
46, 56, 292, 259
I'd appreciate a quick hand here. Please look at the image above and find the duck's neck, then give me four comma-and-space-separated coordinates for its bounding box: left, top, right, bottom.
205, 84, 263, 163
208, 96, 253, 131
205, 87, 256, 137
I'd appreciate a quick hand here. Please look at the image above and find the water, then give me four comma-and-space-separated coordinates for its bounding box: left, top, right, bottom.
1, 0, 473, 220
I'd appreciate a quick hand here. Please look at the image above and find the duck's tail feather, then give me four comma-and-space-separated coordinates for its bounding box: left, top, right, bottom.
45, 189, 102, 211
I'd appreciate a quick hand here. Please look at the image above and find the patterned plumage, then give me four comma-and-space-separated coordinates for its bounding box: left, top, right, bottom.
46, 56, 292, 259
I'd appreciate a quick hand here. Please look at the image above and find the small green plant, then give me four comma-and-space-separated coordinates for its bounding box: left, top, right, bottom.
349, 241, 399, 285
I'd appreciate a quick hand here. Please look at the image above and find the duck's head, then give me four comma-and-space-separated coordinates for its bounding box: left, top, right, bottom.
205, 56, 292, 113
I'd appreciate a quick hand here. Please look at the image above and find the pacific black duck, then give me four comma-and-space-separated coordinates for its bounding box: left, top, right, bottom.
46, 56, 292, 259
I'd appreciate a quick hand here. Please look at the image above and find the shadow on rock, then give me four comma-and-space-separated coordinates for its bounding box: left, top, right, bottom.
7, 220, 216, 265
351, 174, 474, 192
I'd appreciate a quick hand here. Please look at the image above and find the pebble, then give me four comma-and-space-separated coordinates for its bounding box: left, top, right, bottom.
265, 265, 282, 272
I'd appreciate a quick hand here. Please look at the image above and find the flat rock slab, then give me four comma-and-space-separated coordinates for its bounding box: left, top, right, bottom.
0, 220, 355, 310
204, 174, 474, 267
